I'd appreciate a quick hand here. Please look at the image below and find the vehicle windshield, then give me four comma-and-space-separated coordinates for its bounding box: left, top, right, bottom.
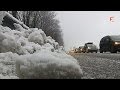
110, 35, 120, 41
87, 44, 96, 47
79, 46, 84, 48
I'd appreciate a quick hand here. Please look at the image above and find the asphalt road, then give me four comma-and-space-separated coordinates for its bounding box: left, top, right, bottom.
71, 52, 120, 79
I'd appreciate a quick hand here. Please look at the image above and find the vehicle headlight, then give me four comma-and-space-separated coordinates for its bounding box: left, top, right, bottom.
88, 47, 91, 49
115, 42, 119, 45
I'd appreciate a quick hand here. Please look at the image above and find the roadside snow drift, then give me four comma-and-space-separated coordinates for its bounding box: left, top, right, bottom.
16, 51, 82, 79
0, 52, 18, 79
0, 23, 83, 79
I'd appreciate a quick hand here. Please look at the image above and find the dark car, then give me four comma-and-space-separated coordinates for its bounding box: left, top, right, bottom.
99, 35, 120, 53
83, 42, 98, 53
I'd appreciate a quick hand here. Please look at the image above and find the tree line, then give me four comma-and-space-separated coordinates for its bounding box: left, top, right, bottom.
8, 11, 64, 46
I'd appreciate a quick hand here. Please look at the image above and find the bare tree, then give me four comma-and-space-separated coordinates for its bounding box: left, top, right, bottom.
10, 11, 64, 46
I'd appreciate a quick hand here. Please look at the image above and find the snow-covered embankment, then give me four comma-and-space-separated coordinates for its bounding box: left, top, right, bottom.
0, 23, 83, 79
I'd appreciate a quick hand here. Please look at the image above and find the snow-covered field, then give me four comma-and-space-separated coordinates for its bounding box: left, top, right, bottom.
0, 23, 83, 79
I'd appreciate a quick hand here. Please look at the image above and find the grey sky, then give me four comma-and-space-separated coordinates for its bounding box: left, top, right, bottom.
56, 11, 120, 51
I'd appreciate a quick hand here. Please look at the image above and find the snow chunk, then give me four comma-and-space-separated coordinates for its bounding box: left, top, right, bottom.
0, 52, 19, 79
16, 51, 83, 79
28, 31, 44, 45
41, 43, 55, 52
46, 36, 59, 49
0, 32, 21, 54
28, 30, 46, 45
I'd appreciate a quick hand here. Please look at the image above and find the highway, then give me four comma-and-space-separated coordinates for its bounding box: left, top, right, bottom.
71, 53, 120, 79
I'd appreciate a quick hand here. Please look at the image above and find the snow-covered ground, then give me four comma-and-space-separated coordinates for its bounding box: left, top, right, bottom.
0, 23, 83, 79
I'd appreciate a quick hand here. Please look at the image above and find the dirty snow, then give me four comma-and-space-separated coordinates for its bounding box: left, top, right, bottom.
0, 23, 83, 79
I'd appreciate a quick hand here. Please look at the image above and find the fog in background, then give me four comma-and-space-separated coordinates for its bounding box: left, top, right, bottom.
57, 11, 120, 51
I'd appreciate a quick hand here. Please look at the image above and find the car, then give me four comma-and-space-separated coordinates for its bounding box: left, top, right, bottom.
74, 48, 79, 53
99, 35, 120, 53
78, 46, 84, 53
83, 42, 98, 53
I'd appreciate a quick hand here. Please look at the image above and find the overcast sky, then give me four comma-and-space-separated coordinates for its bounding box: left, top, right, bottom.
56, 11, 120, 51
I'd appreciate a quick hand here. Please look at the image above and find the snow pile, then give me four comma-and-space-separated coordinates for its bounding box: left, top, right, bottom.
0, 23, 83, 79
0, 52, 18, 79
16, 51, 82, 79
